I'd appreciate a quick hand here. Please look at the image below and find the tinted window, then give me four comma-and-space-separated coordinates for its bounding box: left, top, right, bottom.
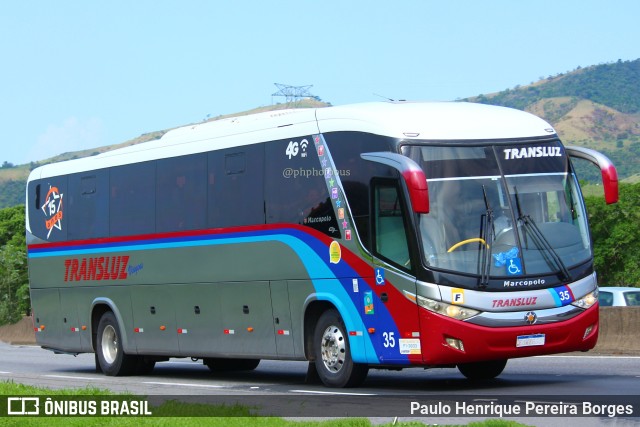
323, 132, 394, 249
265, 136, 339, 237
110, 161, 155, 236
208, 144, 264, 228
598, 291, 613, 306
156, 154, 207, 232
623, 291, 640, 306
28, 177, 68, 242
68, 170, 109, 239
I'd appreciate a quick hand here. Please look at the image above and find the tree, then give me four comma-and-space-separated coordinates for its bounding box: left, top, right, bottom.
0, 242, 28, 324
585, 183, 640, 286
0, 205, 28, 325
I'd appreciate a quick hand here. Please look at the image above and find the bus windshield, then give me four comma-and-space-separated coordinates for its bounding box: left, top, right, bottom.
402, 141, 591, 283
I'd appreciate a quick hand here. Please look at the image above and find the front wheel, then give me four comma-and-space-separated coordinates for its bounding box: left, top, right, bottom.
96, 311, 137, 376
457, 359, 507, 380
313, 309, 368, 388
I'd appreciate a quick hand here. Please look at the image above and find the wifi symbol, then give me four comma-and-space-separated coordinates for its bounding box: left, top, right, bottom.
300, 139, 309, 153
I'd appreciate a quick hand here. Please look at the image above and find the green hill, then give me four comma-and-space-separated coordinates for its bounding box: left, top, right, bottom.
472, 59, 640, 114
466, 59, 640, 182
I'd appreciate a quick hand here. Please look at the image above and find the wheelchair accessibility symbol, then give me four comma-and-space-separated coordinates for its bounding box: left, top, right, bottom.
507, 258, 523, 276
375, 268, 385, 285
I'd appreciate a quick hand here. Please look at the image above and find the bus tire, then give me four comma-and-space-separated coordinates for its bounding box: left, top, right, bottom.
313, 309, 368, 388
457, 359, 507, 380
96, 311, 137, 376
203, 358, 260, 372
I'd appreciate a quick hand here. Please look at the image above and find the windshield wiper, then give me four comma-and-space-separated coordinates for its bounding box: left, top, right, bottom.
513, 187, 572, 282
479, 186, 494, 289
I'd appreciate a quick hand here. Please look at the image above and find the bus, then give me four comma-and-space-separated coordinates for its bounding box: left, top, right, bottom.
26, 101, 618, 387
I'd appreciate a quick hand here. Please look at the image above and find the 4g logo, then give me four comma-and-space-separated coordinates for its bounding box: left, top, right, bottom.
285, 139, 309, 159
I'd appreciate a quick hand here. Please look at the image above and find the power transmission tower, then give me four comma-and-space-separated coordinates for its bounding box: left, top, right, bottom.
272, 83, 315, 107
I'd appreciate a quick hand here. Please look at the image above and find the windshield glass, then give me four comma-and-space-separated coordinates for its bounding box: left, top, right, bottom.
402, 141, 591, 281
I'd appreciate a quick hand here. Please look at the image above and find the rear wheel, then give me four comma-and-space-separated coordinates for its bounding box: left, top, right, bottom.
204, 358, 260, 372
457, 359, 507, 380
96, 311, 137, 376
313, 309, 368, 388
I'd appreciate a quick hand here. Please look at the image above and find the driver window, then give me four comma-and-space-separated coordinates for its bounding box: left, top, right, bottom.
372, 181, 411, 270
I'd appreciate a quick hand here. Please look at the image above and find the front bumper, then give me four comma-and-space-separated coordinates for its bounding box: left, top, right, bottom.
418, 304, 598, 365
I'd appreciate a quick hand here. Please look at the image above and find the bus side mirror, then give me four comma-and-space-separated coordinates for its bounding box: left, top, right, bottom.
360, 152, 429, 214
566, 146, 618, 204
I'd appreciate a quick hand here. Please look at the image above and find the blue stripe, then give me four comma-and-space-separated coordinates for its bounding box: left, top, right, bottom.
30, 229, 385, 364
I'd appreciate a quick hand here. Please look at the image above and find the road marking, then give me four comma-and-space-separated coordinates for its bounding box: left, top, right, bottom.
0, 371, 11, 374
143, 381, 225, 389
289, 389, 376, 396
44, 375, 102, 380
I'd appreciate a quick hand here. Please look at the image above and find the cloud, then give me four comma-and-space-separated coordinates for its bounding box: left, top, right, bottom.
27, 116, 104, 163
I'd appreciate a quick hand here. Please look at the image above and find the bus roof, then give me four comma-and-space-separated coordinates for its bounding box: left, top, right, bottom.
29, 101, 556, 180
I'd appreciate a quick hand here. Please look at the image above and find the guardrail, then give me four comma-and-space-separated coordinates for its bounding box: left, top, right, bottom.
594, 307, 640, 354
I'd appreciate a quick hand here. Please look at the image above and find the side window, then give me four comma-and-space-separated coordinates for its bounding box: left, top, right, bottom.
110, 161, 155, 237
372, 180, 411, 270
156, 154, 207, 232
624, 292, 640, 306
598, 291, 613, 307
323, 132, 394, 249
265, 137, 339, 238
27, 180, 42, 239
27, 177, 68, 242
208, 144, 264, 228
68, 170, 109, 239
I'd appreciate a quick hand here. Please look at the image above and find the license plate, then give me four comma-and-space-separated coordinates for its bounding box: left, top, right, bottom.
516, 333, 545, 347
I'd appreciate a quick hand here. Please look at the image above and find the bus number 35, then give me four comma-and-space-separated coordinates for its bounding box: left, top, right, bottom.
383, 332, 396, 348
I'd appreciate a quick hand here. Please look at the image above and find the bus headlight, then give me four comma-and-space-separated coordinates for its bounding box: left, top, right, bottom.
571, 289, 598, 309
416, 295, 480, 320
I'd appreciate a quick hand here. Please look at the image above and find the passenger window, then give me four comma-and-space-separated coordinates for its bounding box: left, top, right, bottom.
323, 132, 394, 250
28, 178, 68, 242
208, 144, 265, 228
372, 180, 411, 270
265, 137, 340, 238
156, 154, 207, 232
110, 161, 155, 236
68, 171, 109, 239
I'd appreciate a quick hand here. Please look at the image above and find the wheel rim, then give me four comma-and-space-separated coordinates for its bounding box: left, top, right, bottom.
101, 325, 118, 364
320, 325, 346, 373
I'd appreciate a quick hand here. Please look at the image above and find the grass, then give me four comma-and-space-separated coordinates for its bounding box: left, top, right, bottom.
0, 380, 532, 427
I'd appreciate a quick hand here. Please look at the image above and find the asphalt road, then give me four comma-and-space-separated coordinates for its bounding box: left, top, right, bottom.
1, 342, 639, 425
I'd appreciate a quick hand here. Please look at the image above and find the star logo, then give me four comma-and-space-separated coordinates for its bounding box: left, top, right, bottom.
524, 311, 537, 325
41, 185, 64, 239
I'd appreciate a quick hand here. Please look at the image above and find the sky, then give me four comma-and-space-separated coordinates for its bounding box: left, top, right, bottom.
1, 1, 639, 165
